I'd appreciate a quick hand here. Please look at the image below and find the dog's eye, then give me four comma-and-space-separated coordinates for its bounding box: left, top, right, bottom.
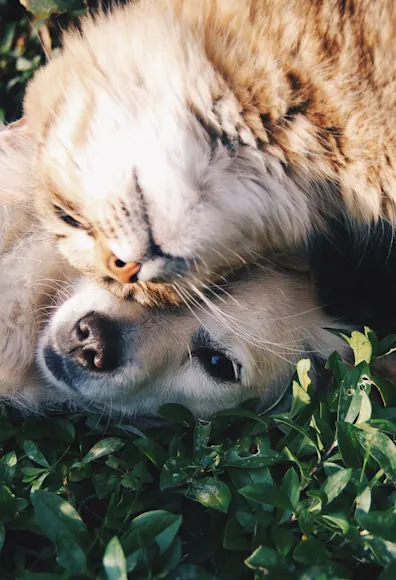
194, 347, 241, 383
54, 206, 83, 229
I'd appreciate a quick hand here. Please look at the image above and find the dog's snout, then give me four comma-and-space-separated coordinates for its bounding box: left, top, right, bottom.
69, 313, 119, 372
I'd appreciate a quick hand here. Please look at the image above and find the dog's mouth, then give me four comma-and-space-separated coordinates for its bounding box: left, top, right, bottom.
42, 347, 77, 391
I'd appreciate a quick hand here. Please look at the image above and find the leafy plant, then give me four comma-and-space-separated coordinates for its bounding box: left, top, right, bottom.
0, 328, 395, 578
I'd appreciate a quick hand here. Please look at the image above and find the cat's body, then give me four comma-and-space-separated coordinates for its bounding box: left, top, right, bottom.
24, 0, 396, 304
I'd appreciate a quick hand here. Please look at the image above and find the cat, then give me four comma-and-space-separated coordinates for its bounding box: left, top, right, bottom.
23, 0, 396, 309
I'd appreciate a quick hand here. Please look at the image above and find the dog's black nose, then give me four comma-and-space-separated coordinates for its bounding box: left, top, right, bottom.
68, 313, 119, 372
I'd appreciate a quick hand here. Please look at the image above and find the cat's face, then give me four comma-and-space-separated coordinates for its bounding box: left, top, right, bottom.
24, 2, 312, 305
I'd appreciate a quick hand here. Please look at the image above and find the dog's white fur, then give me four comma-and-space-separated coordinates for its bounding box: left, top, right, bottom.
0, 124, 71, 406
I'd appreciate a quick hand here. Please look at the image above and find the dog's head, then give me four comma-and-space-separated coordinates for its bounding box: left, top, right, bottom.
37, 263, 344, 418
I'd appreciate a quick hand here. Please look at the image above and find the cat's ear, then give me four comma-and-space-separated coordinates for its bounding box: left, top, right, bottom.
267, 245, 310, 274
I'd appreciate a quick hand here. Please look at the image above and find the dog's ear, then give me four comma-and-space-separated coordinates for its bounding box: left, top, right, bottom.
0, 118, 31, 152
267, 245, 310, 274
0, 118, 35, 206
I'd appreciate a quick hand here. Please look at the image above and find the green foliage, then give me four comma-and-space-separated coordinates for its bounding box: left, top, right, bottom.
0, 329, 395, 578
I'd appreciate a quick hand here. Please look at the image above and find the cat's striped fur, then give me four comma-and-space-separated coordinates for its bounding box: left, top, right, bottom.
24, 0, 396, 304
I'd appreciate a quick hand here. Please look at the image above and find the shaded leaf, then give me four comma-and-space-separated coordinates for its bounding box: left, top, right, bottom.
271, 526, 293, 555
157, 403, 195, 426
245, 545, 293, 572
321, 468, 352, 504
293, 538, 330, 566
356, 509, 396, 543
238, 484, 293, 511
31, 490, 88, 545
160, 457, 194, 491
55, 530, 87, 574
134, 438, 167, 468
123, 510, 182, 556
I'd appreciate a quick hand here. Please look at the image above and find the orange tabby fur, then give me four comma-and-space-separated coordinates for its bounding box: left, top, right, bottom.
23, 0, 396, 303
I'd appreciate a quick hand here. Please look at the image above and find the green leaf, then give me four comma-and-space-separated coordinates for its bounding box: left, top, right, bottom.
103, 536, 128, 580
293, 538, 330, 566
344, 330, 372, 365
356, 509, 396, 543
245, 545, 293, 572
0, 451, 17, 486
271, 526, 293, 555
223, 516, 251, 551
377, 334, 396, 357
319, 513, 350, 535
298, 562, 351, 580
238, 484, 294, 511
379, 560, 396, 580
296, 358, 312, 390
0, 485, 17, 522
214, 407, 270, 425
320, 468, 352, 504
123, 510, 182, 557
355, 425, 396, 480
224, 444, 282, 468
193, 420, 211, 461
278, 467, 300, 523
20, 0, 84, 18
31, 490, 88, 545
337, 362, 369, 423
134, 438, 167, 468
275, 418, 321, 460
55, 530, 87, 574
337, 421, 364, 468
189, 478, 231, 513
160, 457, 194, 491
80, 438, 125, 465
158, 403, 195, 426
367, 419, 396, 437
23, 440, 50, 469
364, 536, 396, 567
167, 564, 216, 579
0, 524, 4, 553
356, 390, 372, 424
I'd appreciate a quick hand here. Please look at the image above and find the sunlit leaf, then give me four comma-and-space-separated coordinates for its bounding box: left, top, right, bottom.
80, 438, 125, 465
189, 478, 231, 513
103, 537, 127, 580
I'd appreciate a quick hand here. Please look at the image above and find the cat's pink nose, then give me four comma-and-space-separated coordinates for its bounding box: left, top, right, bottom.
108, 256, 141, 284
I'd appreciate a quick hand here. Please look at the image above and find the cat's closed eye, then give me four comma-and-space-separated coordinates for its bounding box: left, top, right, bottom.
54, 206, 83, 229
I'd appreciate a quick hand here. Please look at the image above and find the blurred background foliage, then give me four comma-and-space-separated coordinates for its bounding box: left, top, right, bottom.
0, 0, 112, 122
